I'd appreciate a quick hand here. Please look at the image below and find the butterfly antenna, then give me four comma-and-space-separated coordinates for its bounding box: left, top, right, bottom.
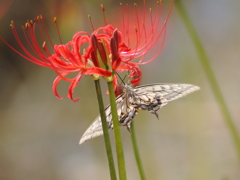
116, 72, 126, 85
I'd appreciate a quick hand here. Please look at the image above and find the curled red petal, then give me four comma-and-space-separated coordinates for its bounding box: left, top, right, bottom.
52, 74, 68, 100
113, 74, 118, 90
117, 63, 142, 86
68, 73, 82, 102
130, 77, 141, 86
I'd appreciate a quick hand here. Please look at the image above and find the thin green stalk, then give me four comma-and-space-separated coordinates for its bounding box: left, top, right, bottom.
130, 122, 146, 180
94, 80, 117, 180
107, 81, 127, 180
175, 0, 240, 162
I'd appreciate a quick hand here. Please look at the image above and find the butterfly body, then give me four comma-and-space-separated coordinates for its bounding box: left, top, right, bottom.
79, 83, 200, 144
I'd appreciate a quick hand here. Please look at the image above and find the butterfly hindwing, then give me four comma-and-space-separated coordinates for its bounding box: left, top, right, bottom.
79, 93, 126, 144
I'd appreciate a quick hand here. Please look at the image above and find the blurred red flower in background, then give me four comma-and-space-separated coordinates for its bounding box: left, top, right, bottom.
0, 0, 13, 19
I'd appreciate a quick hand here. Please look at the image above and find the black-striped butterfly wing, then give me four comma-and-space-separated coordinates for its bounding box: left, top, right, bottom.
79, 83, 200, 144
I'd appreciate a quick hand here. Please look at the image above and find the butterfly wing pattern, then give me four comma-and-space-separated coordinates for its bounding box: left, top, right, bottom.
79, 83, 200, 144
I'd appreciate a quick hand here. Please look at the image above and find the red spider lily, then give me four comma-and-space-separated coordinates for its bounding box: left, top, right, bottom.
98, 0, 173, 85
0, 0, 173, 101
105, 0, 173, 65
1, 17, 117, 101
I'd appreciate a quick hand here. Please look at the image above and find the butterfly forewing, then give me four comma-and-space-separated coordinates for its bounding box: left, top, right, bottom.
79, 83, 200, 144
134, 84, 200, 102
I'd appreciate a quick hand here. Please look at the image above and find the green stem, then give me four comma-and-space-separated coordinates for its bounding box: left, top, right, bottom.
175, 0, 240, 162
130, 122, 146, 180
94, 80, 117, 180
107, 81, 127, 180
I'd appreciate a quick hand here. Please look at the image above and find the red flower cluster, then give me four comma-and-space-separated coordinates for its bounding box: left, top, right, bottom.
0, 1, 173, 101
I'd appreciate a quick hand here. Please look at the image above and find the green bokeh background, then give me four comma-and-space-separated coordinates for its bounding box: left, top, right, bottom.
0, 0, 240, 179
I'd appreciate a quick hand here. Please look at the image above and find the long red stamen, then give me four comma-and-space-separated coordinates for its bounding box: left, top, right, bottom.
39, 15, 54, 48
134, 3, 140, 38
121, 4, 130, 47
120, 3, 126, 43
53, 17, 63, 44
138, 21, 147, 63
101, 4, 107, 26
118, 0, 173, 65
132, 25, 139, 60
9, 21, 50, 66
135, 0, 173, 65
88, 15, 95, 31
150, 8, 154, 42
24, 21, 47, 62
42, 41, 52, 57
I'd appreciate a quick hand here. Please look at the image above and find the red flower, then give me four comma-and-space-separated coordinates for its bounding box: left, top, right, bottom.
98, 0, 173, 84
0, 1, 173, 101
1, 17, 113, 102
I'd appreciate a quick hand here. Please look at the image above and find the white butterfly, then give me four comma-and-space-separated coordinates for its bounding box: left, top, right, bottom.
79, 83, 200, 144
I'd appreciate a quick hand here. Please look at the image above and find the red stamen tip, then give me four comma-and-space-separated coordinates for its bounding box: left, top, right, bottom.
33, 18, 37, 23
42, 41, 46, 49
134, 3, 137, 7
100, 4, 105, 11
120, 3, 122, 6
10, 20, 14, 27
25, 22, 30, 29
53, 17, 57, 23
39, 15, 43, 20
88, 15, 95, 31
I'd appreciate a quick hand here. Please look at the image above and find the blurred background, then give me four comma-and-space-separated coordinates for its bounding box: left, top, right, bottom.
0, 0, 240, 180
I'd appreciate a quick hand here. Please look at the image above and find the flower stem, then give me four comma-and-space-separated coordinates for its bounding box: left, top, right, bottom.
130, 122, 146, 180
175, 0, 240, 162
107, 81, 127, 180
94, 80, 117, 180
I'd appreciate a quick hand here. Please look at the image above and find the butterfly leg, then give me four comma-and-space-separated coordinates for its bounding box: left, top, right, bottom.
150, 109, 159, 119
126, 124, 131, 133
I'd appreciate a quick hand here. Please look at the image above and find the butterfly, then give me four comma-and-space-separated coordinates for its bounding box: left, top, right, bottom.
79, 83, 200, 144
